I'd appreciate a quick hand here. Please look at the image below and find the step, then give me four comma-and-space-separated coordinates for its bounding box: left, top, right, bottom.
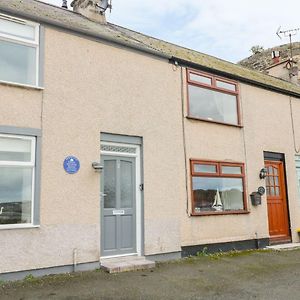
100, 256, 155, 273
266, 243, 300, 251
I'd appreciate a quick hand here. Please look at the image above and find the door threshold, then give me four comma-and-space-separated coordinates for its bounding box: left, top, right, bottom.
100, 253, 138, 260
269, 237, 291, 245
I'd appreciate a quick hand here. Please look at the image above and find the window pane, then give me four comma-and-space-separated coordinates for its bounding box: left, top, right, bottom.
190, 73, 212, 85
194, 164, 216, 173
120, 160, 133, 208
0, 136, 32, 162
221, 166, 242, 175
188, 85, 238, 125
216, 80, 236, 91
0, 17, 35, 40
104, 160, 116, 209
192, 177, 244, 212
0, 39, 36, 85
0, 167, 32, 225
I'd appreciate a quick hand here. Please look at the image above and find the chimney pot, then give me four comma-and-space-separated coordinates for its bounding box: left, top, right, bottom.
272, 50, 281, 64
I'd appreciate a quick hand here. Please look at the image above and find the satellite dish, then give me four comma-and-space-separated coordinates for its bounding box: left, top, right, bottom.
96, 0, 112, 14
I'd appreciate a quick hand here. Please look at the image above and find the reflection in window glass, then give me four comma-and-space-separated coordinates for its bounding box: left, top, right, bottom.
192, 177, 244, 212
222, 166, 242, 175
194, 164, 216, 173
104, 160, 116, 209
0, 167, 32, 224
0, 137, 31, 162
216, 80, 236, 91
0, 18, 35, 40
0, 40, 36, 85
188, 85, 238, 125
190, 73, 212, 85
120, 160, 133, 208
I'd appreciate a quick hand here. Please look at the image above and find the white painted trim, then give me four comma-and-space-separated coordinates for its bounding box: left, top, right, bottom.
0, 224, 40, 230
100, 141, 142, 256
0, 79, 44, 90
100, 253, 138, 260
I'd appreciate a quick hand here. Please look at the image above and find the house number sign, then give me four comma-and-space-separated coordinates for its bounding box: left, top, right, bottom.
63, 156, 80, 174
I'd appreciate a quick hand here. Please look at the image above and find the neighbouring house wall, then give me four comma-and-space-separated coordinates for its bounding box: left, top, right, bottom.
267, 55, 300, 86
180, 72, 300, 247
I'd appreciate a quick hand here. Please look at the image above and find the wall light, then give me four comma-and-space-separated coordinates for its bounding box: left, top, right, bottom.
92, 162, 103, 172
259, 167, 268, 179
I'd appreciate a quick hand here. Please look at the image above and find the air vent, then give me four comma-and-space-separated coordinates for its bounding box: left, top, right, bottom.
101, 144, 136, 154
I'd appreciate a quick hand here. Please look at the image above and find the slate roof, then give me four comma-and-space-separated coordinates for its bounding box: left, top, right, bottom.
1, 0, 300, 97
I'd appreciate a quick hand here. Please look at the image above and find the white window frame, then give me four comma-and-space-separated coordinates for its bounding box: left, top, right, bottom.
0, 13, 40, 87
0, 134, 36, 228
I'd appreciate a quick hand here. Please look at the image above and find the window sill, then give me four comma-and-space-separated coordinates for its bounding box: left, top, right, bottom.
186, 116, 243, 128
191, 210, 249, 216
0, 224, 40, 230
0, 79, 44, 91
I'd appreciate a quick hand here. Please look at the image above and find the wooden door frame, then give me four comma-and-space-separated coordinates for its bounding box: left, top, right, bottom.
264, 151, 291, 243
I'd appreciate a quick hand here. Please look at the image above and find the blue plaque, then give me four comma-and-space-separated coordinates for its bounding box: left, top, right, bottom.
63, 156, 80, 174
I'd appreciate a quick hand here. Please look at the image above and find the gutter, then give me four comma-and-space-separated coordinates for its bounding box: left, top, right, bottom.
0, 7, 171, 61
171, 57, 300, 99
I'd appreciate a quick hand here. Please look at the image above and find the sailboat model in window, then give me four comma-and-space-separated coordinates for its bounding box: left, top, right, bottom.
212, 189, 223, 211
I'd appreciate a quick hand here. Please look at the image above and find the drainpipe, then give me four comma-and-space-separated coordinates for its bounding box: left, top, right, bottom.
73, 248, 78, 272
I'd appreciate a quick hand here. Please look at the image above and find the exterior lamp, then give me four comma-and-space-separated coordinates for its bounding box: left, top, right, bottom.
259, 167, 268, 179
92, 162, 103, 172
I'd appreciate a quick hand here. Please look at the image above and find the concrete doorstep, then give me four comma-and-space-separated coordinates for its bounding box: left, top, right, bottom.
100, 256, 155, 274
266, 243, 300, 251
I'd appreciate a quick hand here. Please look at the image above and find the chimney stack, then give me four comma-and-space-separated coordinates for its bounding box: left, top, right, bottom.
71, 0, 108, 24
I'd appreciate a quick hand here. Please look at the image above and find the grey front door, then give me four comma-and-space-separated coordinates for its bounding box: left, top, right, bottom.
101, 155, 136, 257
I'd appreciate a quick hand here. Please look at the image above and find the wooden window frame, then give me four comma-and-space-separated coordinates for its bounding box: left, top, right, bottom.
190, 159, 248, 216
186, 69, 242, 127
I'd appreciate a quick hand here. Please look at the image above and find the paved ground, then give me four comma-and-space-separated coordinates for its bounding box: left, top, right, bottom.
1, 249, 300, 300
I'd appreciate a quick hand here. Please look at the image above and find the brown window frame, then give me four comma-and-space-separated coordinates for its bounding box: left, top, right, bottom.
186, 69, 242, 127
190, 159, 248, 216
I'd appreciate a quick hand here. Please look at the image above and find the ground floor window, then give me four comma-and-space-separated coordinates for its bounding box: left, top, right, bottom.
190, 160, 247, 215
0, 134, 36, 225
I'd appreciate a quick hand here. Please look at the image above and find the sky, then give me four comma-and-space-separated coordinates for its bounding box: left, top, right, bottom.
41, 0, 300, 63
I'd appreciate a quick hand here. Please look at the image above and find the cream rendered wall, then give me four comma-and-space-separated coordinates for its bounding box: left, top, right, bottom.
2, 23, 300, 275
180, 73, 300, 247
0, 26, 186, 274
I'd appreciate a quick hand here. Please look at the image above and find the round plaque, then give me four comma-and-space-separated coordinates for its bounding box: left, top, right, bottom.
63, 156, 80, 174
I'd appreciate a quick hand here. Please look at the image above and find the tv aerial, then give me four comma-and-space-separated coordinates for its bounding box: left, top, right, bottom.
96, 0, 113, 14
276, 26, 300, 60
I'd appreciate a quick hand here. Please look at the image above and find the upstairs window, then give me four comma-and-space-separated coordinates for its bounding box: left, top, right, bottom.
187, 69, 240, 126
0, 14, 39, 86
191, 160, 247, 215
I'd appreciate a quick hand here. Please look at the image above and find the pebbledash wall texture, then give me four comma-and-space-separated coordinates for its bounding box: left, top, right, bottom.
1, 0, 300, 280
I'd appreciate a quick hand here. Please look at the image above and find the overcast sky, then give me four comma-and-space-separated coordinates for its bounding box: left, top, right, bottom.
41, 0, 300, 63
